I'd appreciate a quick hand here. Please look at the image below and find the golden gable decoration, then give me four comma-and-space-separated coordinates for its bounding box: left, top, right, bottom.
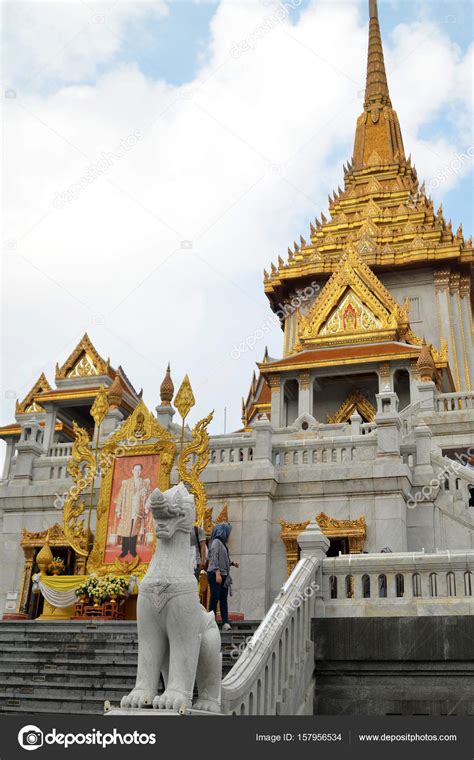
16, 373, 52, 414
297, 246, 403, 347
56, 333, 110, 380
327, 390, 377, 424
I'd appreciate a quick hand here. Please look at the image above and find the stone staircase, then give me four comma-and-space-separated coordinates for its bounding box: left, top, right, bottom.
0, 620, 259, 715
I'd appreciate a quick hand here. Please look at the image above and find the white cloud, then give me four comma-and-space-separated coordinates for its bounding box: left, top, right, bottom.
2, 0, 473, 445
3, 0, 168, 88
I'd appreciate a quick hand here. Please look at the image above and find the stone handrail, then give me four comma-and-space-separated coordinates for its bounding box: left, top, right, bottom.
273, 437, 377, 466
431, 451, 474, 485
322, 550, 474, 605
47, 442, 74, 458
221, 523, 328, 715
435, 392, 474, 412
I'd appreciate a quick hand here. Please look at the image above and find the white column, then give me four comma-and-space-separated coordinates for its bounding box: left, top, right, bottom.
1, 438, 16, 480
269, 375, 282, 428
459, 276, 473, 391
434, 270, 458, 388
298, 370, 312, 417
449, 273, 465, 389
41, 404, 57, 453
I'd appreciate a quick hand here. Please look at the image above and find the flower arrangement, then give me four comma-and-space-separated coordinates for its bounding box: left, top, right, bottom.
75, 574, 129, 604
47, 557, 65, 576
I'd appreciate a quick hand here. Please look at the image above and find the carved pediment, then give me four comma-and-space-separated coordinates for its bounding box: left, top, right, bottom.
327, 390, 376, 423
297, 246, 400, 347
56, 334, 109, 380
16, 373, 52, 415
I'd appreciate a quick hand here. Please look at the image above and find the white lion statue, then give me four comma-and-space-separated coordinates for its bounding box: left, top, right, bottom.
120, 482, 222, 713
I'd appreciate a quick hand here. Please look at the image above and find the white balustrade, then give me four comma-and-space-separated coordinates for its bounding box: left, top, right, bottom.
435, 392, 474, 412
322, 551, 474, 609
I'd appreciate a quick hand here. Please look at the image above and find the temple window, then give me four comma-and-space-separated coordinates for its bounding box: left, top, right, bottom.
329, 576, 337, 599
429, 573, 438, 597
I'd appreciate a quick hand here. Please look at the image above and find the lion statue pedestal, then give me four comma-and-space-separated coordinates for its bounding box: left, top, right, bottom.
111, 482, 222, 715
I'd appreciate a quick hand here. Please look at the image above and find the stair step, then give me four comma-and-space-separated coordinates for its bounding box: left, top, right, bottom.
0, 620, 259, 715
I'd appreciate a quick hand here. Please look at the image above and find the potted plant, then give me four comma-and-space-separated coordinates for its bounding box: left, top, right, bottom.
48, 557, 65, 576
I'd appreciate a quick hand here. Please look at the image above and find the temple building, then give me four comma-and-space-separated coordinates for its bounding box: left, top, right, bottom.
0, 0, 473, 717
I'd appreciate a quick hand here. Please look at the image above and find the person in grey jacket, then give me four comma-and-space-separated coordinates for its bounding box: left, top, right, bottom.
207, 522, 239, 631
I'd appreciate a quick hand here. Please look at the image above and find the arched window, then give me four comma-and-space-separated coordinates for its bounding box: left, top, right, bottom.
429, 573, 438, 598
238, 448, 244, 462
345, 575, 354, 599
464, 571, 473, 597
362, 574, 370, 599
447, 571, 456, 597
378, 574, 387, 598
329, 576, 337, 599
395, 573, 404, 598
412, 572, 422, 598
430, 573, 438, 596
248, 448, 253, 461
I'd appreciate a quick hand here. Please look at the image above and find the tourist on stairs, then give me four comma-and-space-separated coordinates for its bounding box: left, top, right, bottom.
207, 523, 239, 631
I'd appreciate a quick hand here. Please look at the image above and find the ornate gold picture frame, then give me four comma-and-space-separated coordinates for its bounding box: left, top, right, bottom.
88, 401, 176, 576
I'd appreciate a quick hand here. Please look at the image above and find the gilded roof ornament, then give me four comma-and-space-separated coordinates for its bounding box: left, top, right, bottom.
160, 363, 174, 406
90, 385, 110, 427
16, 373, 52, 415
175, 374, 196, 421
107, 375, 123, 410
56, 334, 109, 380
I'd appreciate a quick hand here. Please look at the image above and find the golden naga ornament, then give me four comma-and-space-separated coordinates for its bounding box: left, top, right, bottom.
178, 410, 214, 526
62, 422, 96, 556
174, 374, 196, 420
90, 385, 110, 427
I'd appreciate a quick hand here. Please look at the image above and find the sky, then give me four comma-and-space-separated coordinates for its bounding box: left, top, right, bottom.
1, 0, 473, 456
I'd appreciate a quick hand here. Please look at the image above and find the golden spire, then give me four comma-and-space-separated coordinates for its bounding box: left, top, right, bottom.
160, 363, 174, 406
353, 0, 405, 169
365, 0, 391, 109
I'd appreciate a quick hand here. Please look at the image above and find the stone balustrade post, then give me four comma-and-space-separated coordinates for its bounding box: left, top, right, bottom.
155, 404, 175, 431
252, 415, 274, 463
374, 391, 401, 458
298, 522, 330, 617
414, 424, 435, 477
12, 422, 44, 483
99, 407, 125, 443
349, 412, 362, 436
416, 380, 436, 412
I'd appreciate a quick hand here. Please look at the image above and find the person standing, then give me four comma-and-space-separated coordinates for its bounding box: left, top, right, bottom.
207, 523, 239, 631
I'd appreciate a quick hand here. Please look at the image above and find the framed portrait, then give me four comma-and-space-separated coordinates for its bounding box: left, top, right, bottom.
103, 454, 161, 565
87, 401, 176, 576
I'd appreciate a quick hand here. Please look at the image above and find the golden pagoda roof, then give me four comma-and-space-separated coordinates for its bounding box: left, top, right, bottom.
15, 373, 52, 414
264, 1, 473, 308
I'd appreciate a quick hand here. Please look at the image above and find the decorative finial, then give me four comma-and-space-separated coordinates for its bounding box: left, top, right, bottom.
369, 0, 378, 19
416, 339, 435, 382
107, 375, 123, 410
160, 363, 174, 406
